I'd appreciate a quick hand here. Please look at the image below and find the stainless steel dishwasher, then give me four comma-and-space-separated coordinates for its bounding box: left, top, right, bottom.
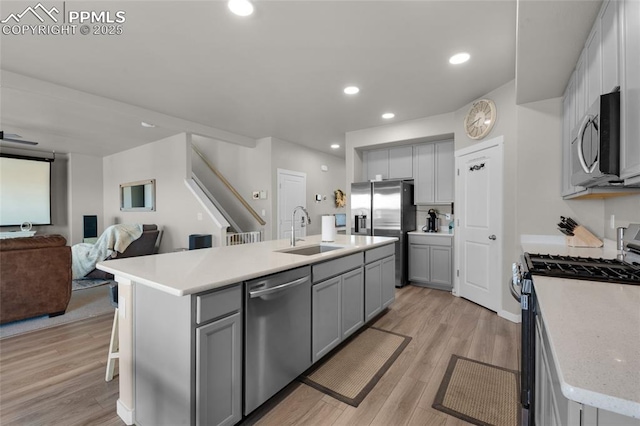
244, 266, 311, 415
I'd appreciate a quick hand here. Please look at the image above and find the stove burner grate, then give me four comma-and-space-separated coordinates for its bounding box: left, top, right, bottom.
525, 253, 640, 285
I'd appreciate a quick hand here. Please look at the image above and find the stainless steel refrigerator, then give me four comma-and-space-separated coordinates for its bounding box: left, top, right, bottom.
350, 180, 416, 287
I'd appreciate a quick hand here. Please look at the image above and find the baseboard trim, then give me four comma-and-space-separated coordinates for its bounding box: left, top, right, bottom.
117, 399, 134, 425
498, 309, 521, 324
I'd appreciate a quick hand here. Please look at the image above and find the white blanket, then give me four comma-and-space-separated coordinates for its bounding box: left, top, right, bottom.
71, 224, 143, 279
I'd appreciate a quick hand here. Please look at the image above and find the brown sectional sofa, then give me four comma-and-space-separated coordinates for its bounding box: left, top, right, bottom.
0, 234, 72, 324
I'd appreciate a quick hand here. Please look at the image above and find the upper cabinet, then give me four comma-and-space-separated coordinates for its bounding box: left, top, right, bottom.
621, 0, 640, 183
363, 146, 413, 181
414, 140, 454, 205
361, 140, 454, 205
562, 0, 640, 197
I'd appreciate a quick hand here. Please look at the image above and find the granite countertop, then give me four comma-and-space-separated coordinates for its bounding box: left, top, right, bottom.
521, 236, 640, 418
97, 234, 396, 296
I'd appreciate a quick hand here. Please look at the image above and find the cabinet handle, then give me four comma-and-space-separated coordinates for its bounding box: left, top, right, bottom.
488, 235, 497, 240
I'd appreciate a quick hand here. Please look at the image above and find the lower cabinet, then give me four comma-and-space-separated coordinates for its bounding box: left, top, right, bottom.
408, 234, 453, 290
364, 255, 395, 322
134, 283, 242, 426
312, 267, 364, 362
196, 312, 242, 426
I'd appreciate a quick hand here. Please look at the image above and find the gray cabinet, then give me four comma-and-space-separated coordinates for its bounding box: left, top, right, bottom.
196, 312, 242, 426
134, 283, 242, 426
381, 255, 395, 309
621, 0, 640, 183
601, 0, 619, 94
408, 234, 453, 290
364, 260, 382, 322
363, 146, 413, 181
312, 276, 342, 362
414, 140, 454, 205
365, 149, 389, 180
364, 254, 395, 321
389, 146, 413, 179
341, 268, 364, 339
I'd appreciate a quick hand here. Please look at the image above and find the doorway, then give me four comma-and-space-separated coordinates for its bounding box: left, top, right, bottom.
454, 137, 504, 312
277, 169, 307, 241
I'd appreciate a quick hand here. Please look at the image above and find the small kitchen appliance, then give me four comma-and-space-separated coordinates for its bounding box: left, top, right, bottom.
510, 223, 640, 425
571, 89, 621, 187
425, 209, 439, 232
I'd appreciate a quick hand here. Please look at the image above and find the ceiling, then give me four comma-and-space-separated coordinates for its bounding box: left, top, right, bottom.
0, 0, 601, 157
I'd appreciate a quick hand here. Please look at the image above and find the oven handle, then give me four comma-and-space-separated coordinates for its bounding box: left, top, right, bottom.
509, 278, 521, 303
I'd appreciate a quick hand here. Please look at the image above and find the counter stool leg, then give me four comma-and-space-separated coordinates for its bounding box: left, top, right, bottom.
105, 308, 119, 382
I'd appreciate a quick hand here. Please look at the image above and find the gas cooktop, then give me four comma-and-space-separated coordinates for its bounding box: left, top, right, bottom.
524, 253, 640, 285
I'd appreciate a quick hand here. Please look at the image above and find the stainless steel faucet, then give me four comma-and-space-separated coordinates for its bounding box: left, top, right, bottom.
291, 206, 311, 246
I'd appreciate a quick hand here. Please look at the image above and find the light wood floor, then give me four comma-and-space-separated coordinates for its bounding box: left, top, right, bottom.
0, 285, 519, 426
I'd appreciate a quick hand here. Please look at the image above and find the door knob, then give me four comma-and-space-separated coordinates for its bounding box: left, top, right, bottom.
489, 235, 497, 240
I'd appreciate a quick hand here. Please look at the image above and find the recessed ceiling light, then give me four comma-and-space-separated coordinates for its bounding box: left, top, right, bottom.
382, 113, 395, 119
344, 86, 360, 95
228, 0, 254, 16
141, 121, 156, 128
331, 144, 340, 149
449, 52, 470, 65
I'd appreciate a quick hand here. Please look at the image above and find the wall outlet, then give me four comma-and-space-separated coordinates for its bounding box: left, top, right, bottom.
252, 191, 260, 200
259, 190, 267, 199
610, 214, 615, 229
445, 213, 451, 220
197, 212, 203, 221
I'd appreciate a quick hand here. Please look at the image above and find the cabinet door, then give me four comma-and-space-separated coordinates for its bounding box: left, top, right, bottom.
576, 50, 587, 120
196, 312, 242, 426
586, 24, 602, 108
341, 268, 364, 339
601, 0, 619, 94
389, 146, 413, 179
312, 277, 342, 362
413, 144, 435, 204
429, 246, 452, 287
364, 261, 382, 322
562, 79, 574, 197
367, 149, 389, 181
621, 0, 640, 181
408, 243, 430, 283
381, 255, 396, 308
435, 141, 455, 203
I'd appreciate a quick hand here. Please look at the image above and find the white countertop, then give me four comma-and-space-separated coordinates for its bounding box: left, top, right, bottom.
408, 231, 454, 237
521, 235, 619, 259
97, 234, 396, 296
534, 276, 640, 418
522, 235, 640, 418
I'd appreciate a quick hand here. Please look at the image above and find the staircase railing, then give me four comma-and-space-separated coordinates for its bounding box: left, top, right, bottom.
192, 174, 243, 233
191, 144, 266, 226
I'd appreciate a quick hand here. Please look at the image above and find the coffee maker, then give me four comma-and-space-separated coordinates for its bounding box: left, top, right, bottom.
425, 209, 439, 232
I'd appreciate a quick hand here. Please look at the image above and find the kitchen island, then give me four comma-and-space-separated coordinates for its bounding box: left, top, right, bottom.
521, 239, 640, 423
97, 234, 397, 426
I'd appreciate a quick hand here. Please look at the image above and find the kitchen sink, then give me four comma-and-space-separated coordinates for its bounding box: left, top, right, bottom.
277, 244, 345, 256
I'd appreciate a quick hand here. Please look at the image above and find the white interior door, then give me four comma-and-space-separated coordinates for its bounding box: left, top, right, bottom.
277, 169, 307, 241
455, 137, 503, 312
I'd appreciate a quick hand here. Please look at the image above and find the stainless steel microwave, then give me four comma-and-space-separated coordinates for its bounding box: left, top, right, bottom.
571, 90, 621, 187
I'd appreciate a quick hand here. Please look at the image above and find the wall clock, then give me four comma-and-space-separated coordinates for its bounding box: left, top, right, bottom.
464, 98, 497, 140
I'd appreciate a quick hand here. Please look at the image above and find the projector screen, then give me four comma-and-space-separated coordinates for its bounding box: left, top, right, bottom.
0, 155, 52, 227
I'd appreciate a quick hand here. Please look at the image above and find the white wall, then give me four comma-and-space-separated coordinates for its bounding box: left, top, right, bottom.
103, 133, 222, 252
191, 135, 272, 239
270, 137, 346, 237
68, 153, 103, 245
